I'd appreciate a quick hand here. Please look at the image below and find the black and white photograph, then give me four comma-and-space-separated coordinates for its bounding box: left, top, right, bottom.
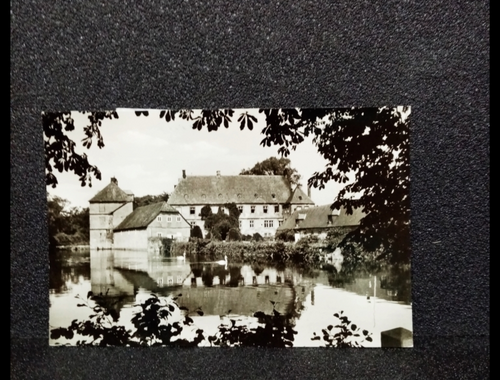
46, 107, 412, 347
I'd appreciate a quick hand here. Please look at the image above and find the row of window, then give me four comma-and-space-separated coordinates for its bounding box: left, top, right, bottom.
188, 205, 282, 215
242, 220, 283, 228
189, 220, 283, 228
157, 215, 181, 222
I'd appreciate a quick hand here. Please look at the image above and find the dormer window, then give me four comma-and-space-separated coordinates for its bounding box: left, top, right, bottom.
271, 193, 276, 199
298, 195, 303, 200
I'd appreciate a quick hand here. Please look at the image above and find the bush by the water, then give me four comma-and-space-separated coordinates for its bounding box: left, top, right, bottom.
170, 239, 322, 265
275, 230, 296, 242
227, 228, 241, 242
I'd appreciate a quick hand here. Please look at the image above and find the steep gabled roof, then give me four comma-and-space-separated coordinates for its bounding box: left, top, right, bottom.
168, 175, 303, 205
89, 179, 132, 203
114, 202, 182, 232
287, 186, 315, 205
277, 205, 366, 231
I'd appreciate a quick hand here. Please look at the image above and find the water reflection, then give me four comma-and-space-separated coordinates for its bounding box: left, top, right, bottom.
49, 248, 412, 346
49, 250, 90, 294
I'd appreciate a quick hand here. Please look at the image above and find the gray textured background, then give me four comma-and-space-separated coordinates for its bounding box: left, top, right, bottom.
11, 1, 489, 379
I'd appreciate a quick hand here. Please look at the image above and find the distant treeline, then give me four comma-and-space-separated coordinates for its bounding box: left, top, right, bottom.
47, 195, 90, 248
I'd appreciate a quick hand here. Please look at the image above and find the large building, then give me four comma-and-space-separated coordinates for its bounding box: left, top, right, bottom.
167, 170, 315, 237
276, 204, 366, 241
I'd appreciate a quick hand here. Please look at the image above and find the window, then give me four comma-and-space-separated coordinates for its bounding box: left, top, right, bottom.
190, 207, 195, 215
274, 205, 280, 213
237, 205, 243, 213
263, 205, 268, 213
176, 216, 181, 222
251, 206, 255, 214
158, 233, 162, 237
157, 216, 162, 222
167, 216, 172, 222
249, 220, 254, 228
264, 220, 274, 228
191, 221, 196, 226
239, 220, 242, 228
279, 220, 283, 226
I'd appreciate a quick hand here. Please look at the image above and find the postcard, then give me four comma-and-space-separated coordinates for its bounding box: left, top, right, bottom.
46, 107, 412, 347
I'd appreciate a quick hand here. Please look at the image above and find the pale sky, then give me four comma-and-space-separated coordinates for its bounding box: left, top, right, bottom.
46, 108, 344, 210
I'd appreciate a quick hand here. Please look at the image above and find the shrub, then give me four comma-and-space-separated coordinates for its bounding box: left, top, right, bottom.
190, 225, 204, 239
275, 230, 295, 242
252, 233, 263, 242
227, 228, 241, 242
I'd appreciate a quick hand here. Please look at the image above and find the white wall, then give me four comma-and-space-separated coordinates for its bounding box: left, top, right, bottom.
113, 229, 149, 250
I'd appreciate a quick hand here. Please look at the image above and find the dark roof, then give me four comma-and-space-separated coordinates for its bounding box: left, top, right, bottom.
333, 206, 367, 227
287, 186, 315, 204
277, 205, 366, 232
89, 179, 132, 203
167, 175, 314, 205
114, 202, 182, 231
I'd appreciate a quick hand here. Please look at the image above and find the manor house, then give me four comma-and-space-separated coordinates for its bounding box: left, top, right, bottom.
167, 170, 315, 237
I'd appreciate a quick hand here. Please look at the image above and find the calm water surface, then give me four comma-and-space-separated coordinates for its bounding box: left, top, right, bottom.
49, 249, 412, 347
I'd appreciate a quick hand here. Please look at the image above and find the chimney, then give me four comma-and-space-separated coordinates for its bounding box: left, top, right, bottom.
111, 177, 118, 185
182, 169, 186, 179
307, 185, 311, 198
216, 170, 220, 176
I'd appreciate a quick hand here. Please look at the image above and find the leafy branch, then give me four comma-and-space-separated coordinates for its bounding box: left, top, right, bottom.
43, 111, 118, 188
208, 301, 297, 347
311, 310, 373, 347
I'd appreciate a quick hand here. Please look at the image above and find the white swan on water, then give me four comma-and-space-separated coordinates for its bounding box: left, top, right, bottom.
176, 251, 186, 261
215, 255, 228, 265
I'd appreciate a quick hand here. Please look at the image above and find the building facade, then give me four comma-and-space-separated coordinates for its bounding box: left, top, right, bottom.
89, 178, 190, 250
113, 202, 191, 250
167, 170, 315, 237
88, 177, 134, 249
